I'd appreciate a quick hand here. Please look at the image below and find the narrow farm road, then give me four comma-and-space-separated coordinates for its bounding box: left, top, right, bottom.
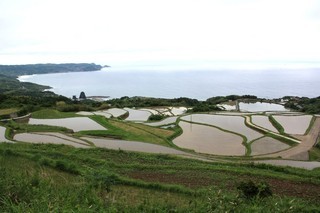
261, 117, 320, 160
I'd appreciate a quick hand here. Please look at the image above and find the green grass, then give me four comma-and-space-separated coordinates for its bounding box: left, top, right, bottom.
83, 115, 175, 147
31, 109, 80, 119
268, 115, 285, 135
309, 137, 320, 161
305, 115, 316, 135
0, 108, 19, 116
309, 147, 320, 161
0, 142, 320, 212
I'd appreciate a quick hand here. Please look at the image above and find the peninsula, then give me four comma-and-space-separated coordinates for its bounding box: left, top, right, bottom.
0, 63, 104, 77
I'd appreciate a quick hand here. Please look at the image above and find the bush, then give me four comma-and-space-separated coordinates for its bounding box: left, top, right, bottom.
148, 114, 166, 121
237, 180, 272, 199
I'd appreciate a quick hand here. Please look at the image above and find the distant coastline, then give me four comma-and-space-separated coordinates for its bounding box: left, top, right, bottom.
0, 63, 106, 77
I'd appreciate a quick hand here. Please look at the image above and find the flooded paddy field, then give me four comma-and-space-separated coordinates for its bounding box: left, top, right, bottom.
214, 112, 256, 116
139, 108, 159, 115
124, 108, 152, 121
76, 111, 94, 116
105, 108, 127, 117
82, 137, 189, 155
173, 121, 245, 156
217, 104, 237, 111
153, 108, 173, 116
239, 102, 288, 112
145, 116, 178, 127
251, 115, 279, 132
0, 126, 12, 143
272, 115, 313, 135
170, 107, 187, 116
28, 117, 106, 132
251, 137, 290, 155
14, 132, 90, 148
93, 111, 112, 118
181, 114, 262, 141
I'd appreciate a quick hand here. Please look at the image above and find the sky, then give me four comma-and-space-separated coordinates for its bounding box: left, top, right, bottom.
1, 0, 320, 68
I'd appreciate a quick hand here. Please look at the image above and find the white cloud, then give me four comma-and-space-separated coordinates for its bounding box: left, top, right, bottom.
0, 0, 319, 66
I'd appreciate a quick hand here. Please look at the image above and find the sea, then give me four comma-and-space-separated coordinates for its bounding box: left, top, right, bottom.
18, 66, 320, 100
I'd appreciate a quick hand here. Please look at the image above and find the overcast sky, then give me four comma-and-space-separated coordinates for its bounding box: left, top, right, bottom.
1, 0, 320, 68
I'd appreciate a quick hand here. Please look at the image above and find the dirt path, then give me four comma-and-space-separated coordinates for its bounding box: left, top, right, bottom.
260, 117, 320, 160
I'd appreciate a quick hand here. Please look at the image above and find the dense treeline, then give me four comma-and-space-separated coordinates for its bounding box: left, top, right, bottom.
284, 96, 320, 114
206, 95, 258, 104
106, 96, 200, 108
0, 63, 103, 77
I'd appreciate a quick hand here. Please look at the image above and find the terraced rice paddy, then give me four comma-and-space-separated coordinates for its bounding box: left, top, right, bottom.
239, 102, 288, 112
145, 117, 178, 126
124, 108, 152, 121
251, 137, 290, 155
181, 114, 262, 141
215, 112, 255, 115
93, 111, 112, 118
14, 132, 89, 148
0, 126, 12, 143
217, 104, 237, 111
76, 111, 94, 116
251, 115, 279, 132
28, 117, 106, 132
170, 107, 187, 116
173, 121, 245, 156
153, 108, 173, 116
139, 108, 159, 115
272, 115, 313, 135
83, 137, 190, 155
105, 108, 127, 117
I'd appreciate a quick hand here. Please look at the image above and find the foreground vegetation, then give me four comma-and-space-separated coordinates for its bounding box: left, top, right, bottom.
0, 142, 320, 212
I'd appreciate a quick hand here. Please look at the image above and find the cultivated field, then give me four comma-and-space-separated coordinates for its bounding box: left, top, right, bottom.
83, 137, 191, 156
181, 114, 262, 141
173, 121, 245, 156
251, 137, 290, 155
124, 108, 152, 121
28, 117, 106, 132
105, 108, 127, 117
0, 126, 11, 143
145, 116, 178, 126
14, 132, 89, 148
251, 115, 279, 132
170, 107, 187, 116
239, 102, 288, 112
273, 115, 313, 135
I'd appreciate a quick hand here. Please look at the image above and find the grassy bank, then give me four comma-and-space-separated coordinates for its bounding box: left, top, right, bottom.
0, 142, 320, 212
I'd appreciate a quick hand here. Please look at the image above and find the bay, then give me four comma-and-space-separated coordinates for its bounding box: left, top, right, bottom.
18, 68, 320, 100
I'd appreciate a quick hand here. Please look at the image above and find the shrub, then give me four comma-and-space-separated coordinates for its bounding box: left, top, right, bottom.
237, 180, 272, 199
148, 114, 166, 121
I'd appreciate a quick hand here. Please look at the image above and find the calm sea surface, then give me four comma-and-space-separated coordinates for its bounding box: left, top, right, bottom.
18, 68, 320, 100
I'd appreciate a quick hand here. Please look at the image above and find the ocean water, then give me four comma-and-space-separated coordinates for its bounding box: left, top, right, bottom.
18, 68, 320, 100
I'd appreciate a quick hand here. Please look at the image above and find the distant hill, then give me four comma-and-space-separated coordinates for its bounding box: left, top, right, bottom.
0, 63, 103, 77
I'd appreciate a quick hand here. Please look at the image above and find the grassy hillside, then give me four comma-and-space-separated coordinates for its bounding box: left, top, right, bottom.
0, 74, 49, 94
0, 142, 320, 212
